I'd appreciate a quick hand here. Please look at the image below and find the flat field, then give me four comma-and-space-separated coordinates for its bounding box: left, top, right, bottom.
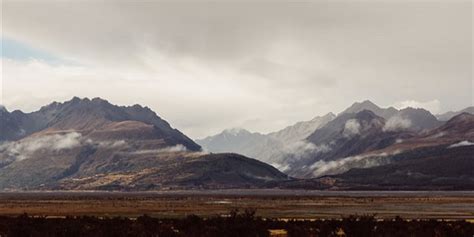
0, 190, 472, 220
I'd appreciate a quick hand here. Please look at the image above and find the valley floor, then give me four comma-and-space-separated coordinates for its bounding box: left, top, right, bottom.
0, 190, 472, 220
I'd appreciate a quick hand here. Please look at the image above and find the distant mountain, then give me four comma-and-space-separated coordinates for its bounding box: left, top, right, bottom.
0, 97, 288, 190
280, 105, 441, 178
321, 113, 474, 190
268, 113, 336, 144
276, 113, 474, 190
340, 100, 398, 119
196, 113, 335, 167
392, 107, 442, 131
197, 100, 442, 175
0, 107, 25, 141
436, 106, 474, 121
197, 128, 274, 154
1, 97, 200, 151
283, 110, 414, 178
340, 100, 441, 132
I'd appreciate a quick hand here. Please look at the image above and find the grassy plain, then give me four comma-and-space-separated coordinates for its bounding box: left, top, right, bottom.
0, 190, 472, 220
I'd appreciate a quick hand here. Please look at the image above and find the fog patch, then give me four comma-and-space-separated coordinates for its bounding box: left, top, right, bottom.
383, 116, 412, 132
310, 152, 394, 177
283, 141, 330, 162
343, 119, 361, 137
430, 132, 446, 139
267, 141, 332, 173
285, 141, 330, 156
97, 140, 127, 149
448, 140, 474, 148
127, 144, 188, 155
0, 132, 82, 161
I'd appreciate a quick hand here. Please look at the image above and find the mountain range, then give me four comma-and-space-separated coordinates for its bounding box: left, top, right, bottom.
196, 113, 335, 169
197, 100, 449, 175
0, 98, 473, 190
0, 98, 288, 190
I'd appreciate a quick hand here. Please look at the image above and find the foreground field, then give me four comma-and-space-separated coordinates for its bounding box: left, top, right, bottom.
0, 190, 472, 220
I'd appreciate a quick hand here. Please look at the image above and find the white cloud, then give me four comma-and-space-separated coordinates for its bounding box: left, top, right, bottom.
0, 132, 82, 160
2, 1, 472, 138
448, 140, 474, 148
310, 152, 393, 177
393, 99, 442, 114
281, 141, 331, 160
343, 119, 361, 137
127, 144, 188, 155
96, 140, 127, 149
383, 116, 412, 132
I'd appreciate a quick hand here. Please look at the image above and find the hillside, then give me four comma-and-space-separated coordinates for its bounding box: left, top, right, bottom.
0, 98, 289, 190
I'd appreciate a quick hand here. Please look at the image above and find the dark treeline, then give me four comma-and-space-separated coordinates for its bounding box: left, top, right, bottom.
0, 210, 472, 237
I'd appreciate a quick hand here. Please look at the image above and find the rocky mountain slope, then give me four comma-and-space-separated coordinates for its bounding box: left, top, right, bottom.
0, 98, 289, 190
281, 110, 414, 178
318, 113, 474, 190
340, 101, 441, 132
198, 100, 443, 176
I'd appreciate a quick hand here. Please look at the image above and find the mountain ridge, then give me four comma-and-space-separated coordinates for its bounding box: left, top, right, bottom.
0, 97, 289, 190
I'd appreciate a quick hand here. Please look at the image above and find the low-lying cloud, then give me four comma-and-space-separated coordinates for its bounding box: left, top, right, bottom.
448, 140, 474, 148
95, 140, 128, 149
0, 132, 82, 160
268, 140, 332, 172
343, 119, 361, 137
383, 116, 412, 132
310, 152, 395, 177
126, 144, 188, 155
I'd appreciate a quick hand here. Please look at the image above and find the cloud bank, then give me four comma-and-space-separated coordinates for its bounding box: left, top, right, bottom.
2, 1, 472, 137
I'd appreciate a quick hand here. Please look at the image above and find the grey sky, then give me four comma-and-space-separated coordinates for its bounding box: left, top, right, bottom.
1, 0, 472, 138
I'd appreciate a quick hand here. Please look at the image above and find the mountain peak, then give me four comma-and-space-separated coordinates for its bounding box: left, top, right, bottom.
312, 112, 336, 121
341, 100, 381, 115
340, 100, 399, 120
2, 97, 201, 151
360, 99, 377, 106
223, 127, 249, 136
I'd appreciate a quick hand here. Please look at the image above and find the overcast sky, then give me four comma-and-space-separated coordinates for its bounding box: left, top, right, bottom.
1, 0, 472, 138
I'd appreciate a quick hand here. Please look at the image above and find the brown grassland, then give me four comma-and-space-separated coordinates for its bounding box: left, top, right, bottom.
0, 191, 472, 236
0, 191, 471, 220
